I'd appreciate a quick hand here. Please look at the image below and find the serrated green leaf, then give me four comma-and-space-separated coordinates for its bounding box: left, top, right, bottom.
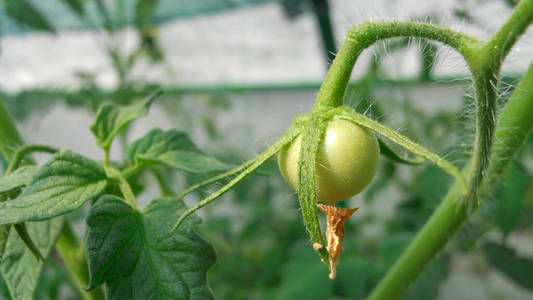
4, 0, 55, 33
494, 161, 529, 236
483, 241, 533, 292
90, 91, 162, 149
0, 217, 64, 299
0, 150, 108, 226
86, 195, 216, 299
127, 129, 232, 173
60, 0, 85, 17
0, 165, 39, 197
378, 138, 424, 165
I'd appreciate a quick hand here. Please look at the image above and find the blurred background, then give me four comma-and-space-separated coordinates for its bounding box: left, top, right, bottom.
1, 0, 533, 299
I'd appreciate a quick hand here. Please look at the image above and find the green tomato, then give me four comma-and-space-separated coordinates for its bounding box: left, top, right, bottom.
278, 119, 380, 204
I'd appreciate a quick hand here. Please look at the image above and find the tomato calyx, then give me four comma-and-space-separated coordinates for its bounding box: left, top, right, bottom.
317, 204, 358, 279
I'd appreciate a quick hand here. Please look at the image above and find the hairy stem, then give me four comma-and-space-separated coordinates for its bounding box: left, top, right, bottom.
172, 125, 303, 231
118, 177, 138, 209
5, 144, 58, 176
312, 21, 479, 111
368, 61, 533, 300
466, 0, 533, 210
175, 160, 255, 200
56, 222, 105, 300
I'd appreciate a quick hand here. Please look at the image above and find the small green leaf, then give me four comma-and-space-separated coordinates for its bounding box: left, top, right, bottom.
90, 91, 162, 149
378, 138, 424, 165
0, 150, 108, 226
60, 0, 85, 17
494, 161, 529, 236
4, 0, 55, 33
127, 129, 232, 173
86, 195, 216, 299
483, 241, 533, 292
0, 165, 39, 197
0, 217, 64, 299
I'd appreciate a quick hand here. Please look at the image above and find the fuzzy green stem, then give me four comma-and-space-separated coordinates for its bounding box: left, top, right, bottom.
172, 125, 303, 231
5, 144, 58, 176
118, 177, 138, 209
312, 21, 479, 111
368, 61, 533, 300
465, 0, 533, 210
56, 222, 105, 300
175, 160, 256, 200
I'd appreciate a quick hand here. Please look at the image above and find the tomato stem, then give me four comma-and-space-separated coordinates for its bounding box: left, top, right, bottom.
312, 21, 479, 112
368, 61, 533, 300
172, 123, 303, 231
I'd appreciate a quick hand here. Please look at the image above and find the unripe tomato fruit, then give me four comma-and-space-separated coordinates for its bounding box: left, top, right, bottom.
278, 119, 380, 204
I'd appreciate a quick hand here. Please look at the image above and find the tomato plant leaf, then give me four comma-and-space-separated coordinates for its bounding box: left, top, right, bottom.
86, 195, 216, 299
4, 0, 55, 33
483, 241, 533, 292
0, 217, 64, 299
127, 129, 232, 173
90, 91, 162, 149
0, 150, 108, 226
0, 165, 39, 197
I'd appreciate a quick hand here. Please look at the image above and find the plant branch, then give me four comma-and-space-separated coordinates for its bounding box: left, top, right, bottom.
172, 124, 303, 231
368, 61, 533, 300
5, 144, 58, 176
118, 177, 138, 209
466, 0, 533, 210
313, 21, 479, 111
